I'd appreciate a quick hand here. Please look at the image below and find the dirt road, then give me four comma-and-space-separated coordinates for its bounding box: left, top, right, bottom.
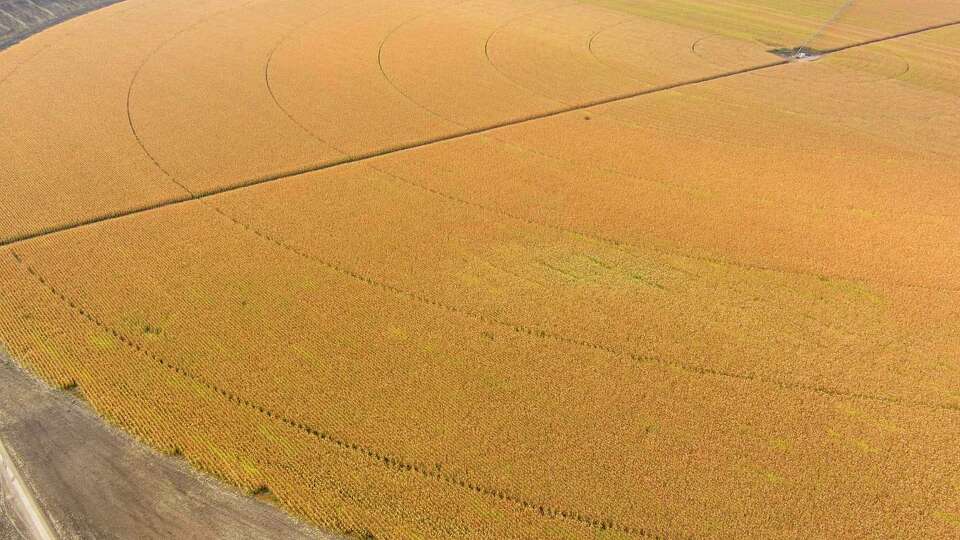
0, 353, 337, 539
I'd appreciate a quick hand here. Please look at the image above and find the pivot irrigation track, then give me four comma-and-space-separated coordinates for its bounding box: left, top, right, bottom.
2, 17, 958, 250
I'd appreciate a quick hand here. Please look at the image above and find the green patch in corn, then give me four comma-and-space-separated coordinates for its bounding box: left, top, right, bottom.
88, 332, 117, 351
933, 511, 960, 528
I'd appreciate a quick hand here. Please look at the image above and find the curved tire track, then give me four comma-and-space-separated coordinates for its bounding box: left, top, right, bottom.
124, 0, 269, 196
207, 202, 960, 415
8, 250, 665, 539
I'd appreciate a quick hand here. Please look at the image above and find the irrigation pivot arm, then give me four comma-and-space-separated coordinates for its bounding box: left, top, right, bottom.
799, 0, 857, 51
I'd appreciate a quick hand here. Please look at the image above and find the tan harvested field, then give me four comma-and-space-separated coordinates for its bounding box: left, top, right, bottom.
1, 0, 959, 538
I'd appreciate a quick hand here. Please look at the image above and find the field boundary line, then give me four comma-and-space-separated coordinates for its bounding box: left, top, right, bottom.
124, 0, 274, 197
2, 61, 791, 247
207, 204, 960, 415
3, 18, 958, 245
6, 251, 667, 539
265, 33, 959, 292
820, 18, 960, 54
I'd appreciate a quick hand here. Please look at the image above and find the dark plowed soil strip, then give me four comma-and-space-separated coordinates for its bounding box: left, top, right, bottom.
2, 19, 958, 248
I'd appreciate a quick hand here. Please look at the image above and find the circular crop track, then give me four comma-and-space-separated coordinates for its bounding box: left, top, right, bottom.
1, 1, 959, 539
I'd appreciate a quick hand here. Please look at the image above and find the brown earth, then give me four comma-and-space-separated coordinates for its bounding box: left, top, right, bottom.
0, 352, 335, 539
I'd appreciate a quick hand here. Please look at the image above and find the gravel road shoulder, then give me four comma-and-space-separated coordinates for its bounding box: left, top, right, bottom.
0, 352, 339, 539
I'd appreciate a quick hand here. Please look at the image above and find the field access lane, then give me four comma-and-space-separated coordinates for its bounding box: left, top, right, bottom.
0, 0, 217, 240
3, 0, 958, 244
470, 22, 960, 292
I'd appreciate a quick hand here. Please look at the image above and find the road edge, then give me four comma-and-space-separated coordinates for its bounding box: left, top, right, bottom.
0, 437, 57, 540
